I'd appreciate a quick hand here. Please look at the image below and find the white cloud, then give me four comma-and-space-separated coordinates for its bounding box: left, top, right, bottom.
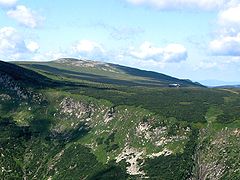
31, 51, 66, 61
7, 5, 42, 28
31, 40, 107, 62
129, 42, 188, 62
26, 41, 39, 53
71, 40, 107, 60
209, 3, 240, 56
0, 0, 17, 7
72, 40, 105, 53
0, 27, 26, 54
209, 33, 240, 56
218, 4, 240, 28
0, 26, 39, 60
126, 0, 230, 10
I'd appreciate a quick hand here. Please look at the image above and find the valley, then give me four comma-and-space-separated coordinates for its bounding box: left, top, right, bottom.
0, 59, 239, 179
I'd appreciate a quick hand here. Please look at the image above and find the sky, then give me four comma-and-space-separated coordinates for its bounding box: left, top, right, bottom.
0, 0, 240, 85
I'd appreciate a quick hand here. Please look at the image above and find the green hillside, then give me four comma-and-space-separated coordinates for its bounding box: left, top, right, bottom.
0, 60, 239, 179
15, 58, 202, 88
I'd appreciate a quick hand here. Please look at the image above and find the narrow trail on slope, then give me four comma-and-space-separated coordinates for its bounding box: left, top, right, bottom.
219, 88, 239, 95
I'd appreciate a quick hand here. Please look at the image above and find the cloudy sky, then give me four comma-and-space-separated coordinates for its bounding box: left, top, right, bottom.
0, 0, 240, 85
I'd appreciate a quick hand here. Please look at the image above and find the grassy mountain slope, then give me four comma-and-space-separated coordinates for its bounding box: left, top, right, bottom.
15, 58, 202, 88
0, 60, 240, 179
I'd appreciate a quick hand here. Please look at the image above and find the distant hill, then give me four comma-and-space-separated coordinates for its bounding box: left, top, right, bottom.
15, 58, 203, 88
216, 85, 240, 88
200, 79, 240, 87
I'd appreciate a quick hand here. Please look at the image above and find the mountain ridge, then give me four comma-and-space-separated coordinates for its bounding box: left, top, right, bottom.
200, 79, 240, 87
14, 58, 203, 88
